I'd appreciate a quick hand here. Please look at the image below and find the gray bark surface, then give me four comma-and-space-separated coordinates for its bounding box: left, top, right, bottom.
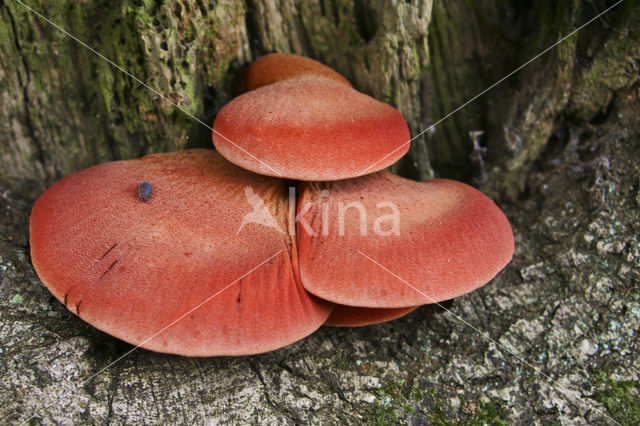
1, 0, 639, 424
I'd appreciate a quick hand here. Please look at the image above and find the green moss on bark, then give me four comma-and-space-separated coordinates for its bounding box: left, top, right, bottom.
366, 380, 506, 425
592, 366, 640, 425
0, 0, 246, 190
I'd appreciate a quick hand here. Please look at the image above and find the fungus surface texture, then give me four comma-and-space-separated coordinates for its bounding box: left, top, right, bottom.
297, 173, 514, 308
325, 305, 419, 327
30, 149, 332, 356
245, 52, 352, 91
213, 78, 410, 181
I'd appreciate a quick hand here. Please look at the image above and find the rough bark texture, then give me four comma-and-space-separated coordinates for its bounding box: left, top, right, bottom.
1, 0, 640, 424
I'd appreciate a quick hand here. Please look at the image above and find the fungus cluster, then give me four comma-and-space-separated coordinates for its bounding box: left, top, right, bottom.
30, 53, 514, 356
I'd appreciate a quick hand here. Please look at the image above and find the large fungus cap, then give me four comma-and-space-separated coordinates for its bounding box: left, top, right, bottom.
213, 78, 410, 181
246, 52, 352, 91
297, 173, 514, 308
30, 149, 332, 356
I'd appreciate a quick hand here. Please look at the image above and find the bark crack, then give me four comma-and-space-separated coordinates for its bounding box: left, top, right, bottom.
249, 360, 294, 421
2, 1, 48, 177
243, 0, 262, 59
105, 362, 121, 424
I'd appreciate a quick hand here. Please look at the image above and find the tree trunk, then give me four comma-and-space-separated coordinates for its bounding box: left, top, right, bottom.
1, 0, 639, 424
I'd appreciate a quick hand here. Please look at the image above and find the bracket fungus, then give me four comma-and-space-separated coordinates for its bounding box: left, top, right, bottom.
29, 53, 514, 356
30, 150, 332, 356
245, 52, 352, 91
296, 175, 514, 308
325, 305, 420, 327
212, 75, 410, 181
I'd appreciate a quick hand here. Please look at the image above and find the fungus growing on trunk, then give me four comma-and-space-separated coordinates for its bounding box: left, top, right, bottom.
29, 53, 515, 356
325, 305, 419, 327
297, 173, 514, 308
245, 52, 352, 90
30, 150, 332, 356
213, 78, 410, 181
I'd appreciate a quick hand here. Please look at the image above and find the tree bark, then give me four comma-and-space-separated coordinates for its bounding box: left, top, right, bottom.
0, 0, 435, 191
1, 0, 639, 424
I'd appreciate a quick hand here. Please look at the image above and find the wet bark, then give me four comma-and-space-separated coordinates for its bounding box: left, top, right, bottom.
1, 0, 639, 424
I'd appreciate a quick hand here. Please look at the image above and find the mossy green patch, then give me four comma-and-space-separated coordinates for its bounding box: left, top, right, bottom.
568, 21, 640, 122
593, 369, 640, 425
2, 0, 247, 187
466, 400, 506, 426
423, 388, 506, 426
367, 380, 506, 425
369, 380, 415, 425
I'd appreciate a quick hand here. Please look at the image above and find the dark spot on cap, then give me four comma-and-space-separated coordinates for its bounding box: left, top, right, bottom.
138, 181, 153, 202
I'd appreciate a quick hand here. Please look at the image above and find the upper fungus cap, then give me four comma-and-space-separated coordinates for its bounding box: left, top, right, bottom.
212, 78, 411, 181
245, 52, 352, 91
29, 149, 332, 356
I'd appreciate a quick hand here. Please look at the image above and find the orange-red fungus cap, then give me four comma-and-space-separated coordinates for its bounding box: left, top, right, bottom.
325, 305, 419, 327
246, 52, 352, 91
297, 173, 514, 308
213, 78, 410, 181
30, 149, 332, 356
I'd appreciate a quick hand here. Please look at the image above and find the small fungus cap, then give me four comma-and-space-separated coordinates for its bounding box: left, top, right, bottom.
245, 52, 352, 91
213, 78, 410, 181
